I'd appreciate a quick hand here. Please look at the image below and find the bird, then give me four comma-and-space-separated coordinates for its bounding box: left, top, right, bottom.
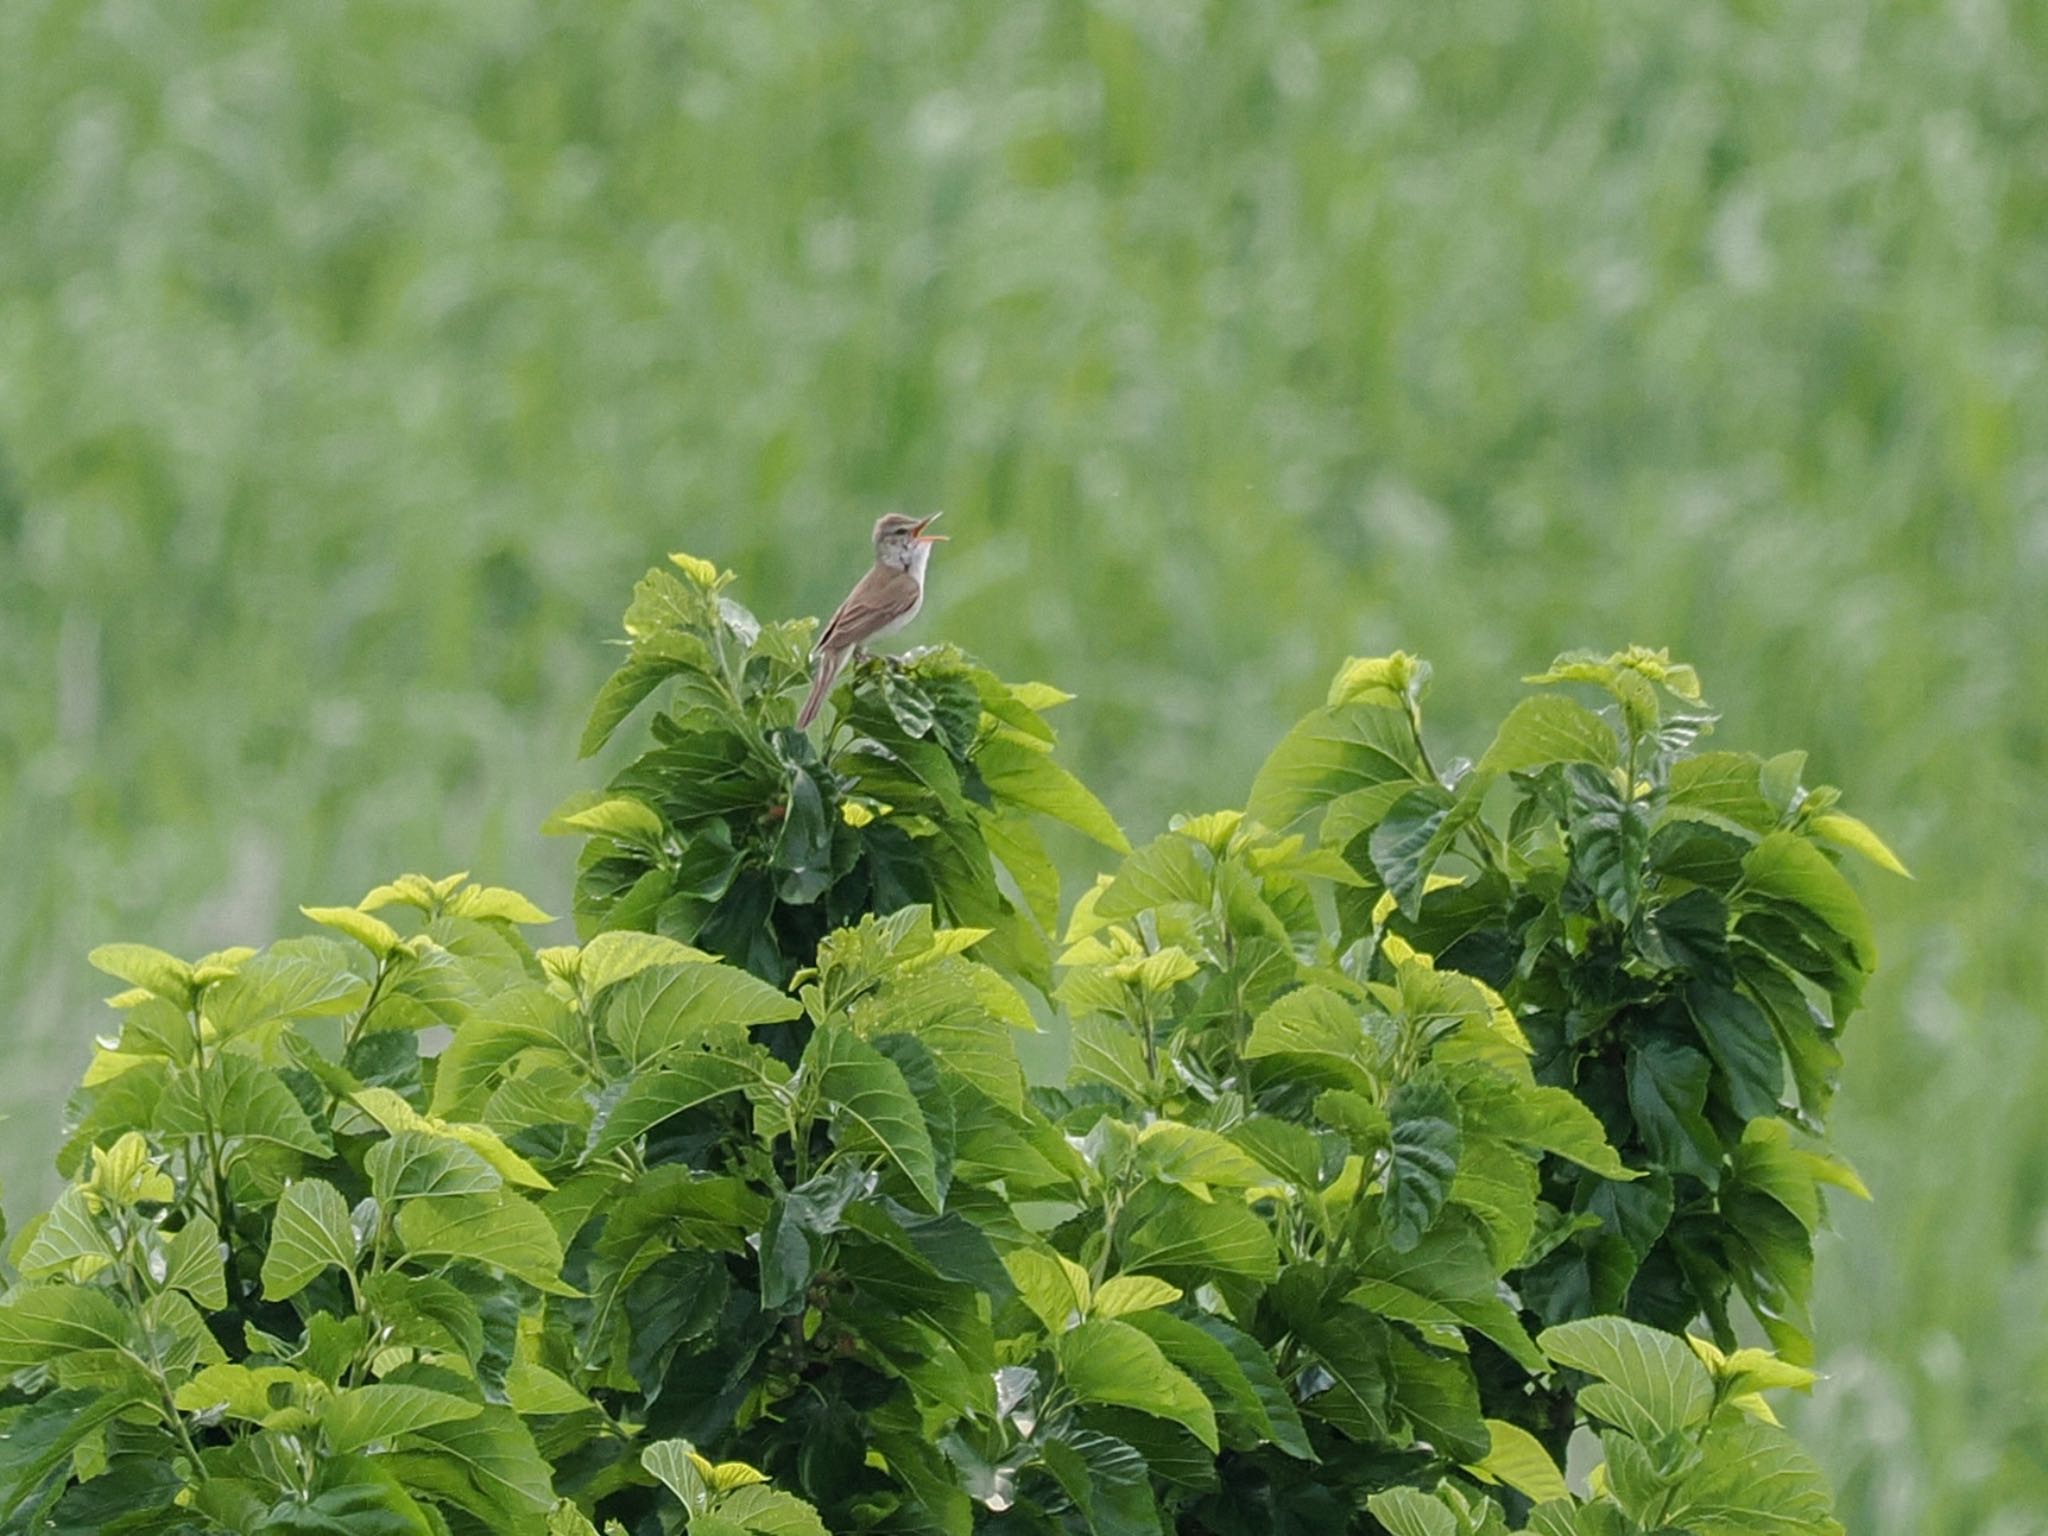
796, 512, 948, 729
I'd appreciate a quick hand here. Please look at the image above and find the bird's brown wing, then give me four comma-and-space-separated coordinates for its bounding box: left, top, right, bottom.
815, 562, 921, 655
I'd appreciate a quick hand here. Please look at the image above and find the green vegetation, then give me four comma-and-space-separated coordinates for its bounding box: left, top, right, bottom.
0, 558, 1886, 1532
2, 3, 2041, 1530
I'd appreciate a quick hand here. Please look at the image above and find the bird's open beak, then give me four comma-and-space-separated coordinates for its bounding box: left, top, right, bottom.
914, 512, 948, 542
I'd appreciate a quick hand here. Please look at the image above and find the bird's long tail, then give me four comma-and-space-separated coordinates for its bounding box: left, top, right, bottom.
796, 647, 849, 729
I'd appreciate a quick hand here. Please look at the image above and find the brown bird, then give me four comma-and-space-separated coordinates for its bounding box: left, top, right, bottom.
796, 512, 948, 729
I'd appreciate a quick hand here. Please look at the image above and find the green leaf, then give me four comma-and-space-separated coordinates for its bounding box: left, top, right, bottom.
301, 905, 406, 961
555, 797, 666, 845
1384, 1075, 1461, 1251
1663, 1414, 1839, 1534
0, 1285, 132, 1369
1478, 695, 1620, 775
1370, 786, 1457, 921
325, 1384, 484, 1454
368, 1130, 504, 1205
1116, 1184, 1278, 1280
1627, 1039, 1723, 1185
158, 1051, 332, 1158
1286, 1299, 1393, 1441
263, 1179, 358, 1300
1070, 1015, 1155, 1100
717, 1485, 831, 1536
642, 1438, 711, 1513
1349, 1210, 1546, 1373
87, 944, 196, 1007
1248, 701, 1426, 831
1243, 985, 1376, 1090
1538, 1315, 1714, 1442
1482, 1085, 1636, 1181
1093, 833, 1212, 919
386, 1404, 556, 1528
162, 1215, 228, 1310
1006, 1247, 1094, 1333
1134, 1123, 1277, 1191
1387, 1328, 1489, 1462
977, 732, 1130, 853
1741, 832, 1878, 971
1122, 1309, 1313, 1459
806, 1025, 943, 1210
580, 630, 717, 757
430, 984, 580, 1117
584, 1054, 763, 1157
1807, 811, 1910, 878
574, 930, 718, 996
1668, 752, 1779, 833
603, 962, 801, 1064
16, 1188, 118, 1282
1364, 1487, 1458, 1536
1057, 1318, 1219, 1450
396, 1191, 571, 1294
1040, 1429, 1159, 1536
205, 938, 369, 1039
0, 1390, 140, 1524
1686, 982, 1784, 1120
1467, 1418, 1570, 1502
1081, 1275, 1176, 1321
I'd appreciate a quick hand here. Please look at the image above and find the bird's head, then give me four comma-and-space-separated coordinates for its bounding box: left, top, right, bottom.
874, 511, 946, 570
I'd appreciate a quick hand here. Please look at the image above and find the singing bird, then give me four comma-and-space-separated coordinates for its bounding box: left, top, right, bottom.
796, 512, 948, 728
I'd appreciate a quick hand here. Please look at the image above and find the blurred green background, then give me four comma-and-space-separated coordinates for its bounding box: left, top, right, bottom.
2, 0, 2043, 1527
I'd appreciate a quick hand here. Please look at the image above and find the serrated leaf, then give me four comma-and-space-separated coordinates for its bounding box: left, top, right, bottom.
1364, 1487, 1459, 1536
1247, 702, 1426, 831
1244, 985, 1376, 1090
1627, 1038, 1723, 1185
87, 944, 195, 1007
1741, 832, 1878, 971
806, 1025, 942, 1210
1662, 1414, 1838, 1534
0, 1286, 132, 1369
158, 1051, 331, 1158
162, 1215, 228, 1310
1478, 694, 1620, 774
16, 1188, 117, 1282
395, 1192, 571, 1294
976, 732, 1130, 853
1385, 1076, 1461, 1250
1135, 1122, 1276, 1191
584, 1054, 766, 1158
262, 1179, 358, 1300
603, 962, 801, 1064
324, 1384, 483, 1454
387, 1404, 556, 1526
368, 1130, 503, 1205
1539, 1315, 1714, 1442
1687, 981, 1785, 1120
642, 1439, 711, 1513
717, 1484, 831, 1536
1123, 1309, 1314, 1460
1006, 1248, 1093, 1333
1484, 1084, 1636, 1181
1116, 1184, 1278, 1280
448, 885, 557, 925
1057, 1318, 1219, 1450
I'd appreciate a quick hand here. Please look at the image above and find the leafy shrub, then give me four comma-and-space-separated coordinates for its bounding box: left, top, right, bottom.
0, 557, 1899, 1535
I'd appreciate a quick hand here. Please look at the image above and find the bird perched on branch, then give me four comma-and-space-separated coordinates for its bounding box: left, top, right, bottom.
796, 512, 948, 728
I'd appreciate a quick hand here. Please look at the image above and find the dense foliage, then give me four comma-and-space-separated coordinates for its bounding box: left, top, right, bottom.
0, 559, 1901, 1534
